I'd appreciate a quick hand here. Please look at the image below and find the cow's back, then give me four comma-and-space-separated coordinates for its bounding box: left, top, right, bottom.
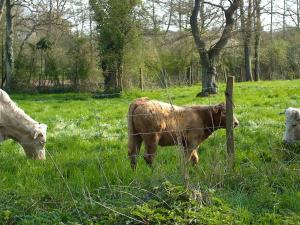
131, 99, 192, 134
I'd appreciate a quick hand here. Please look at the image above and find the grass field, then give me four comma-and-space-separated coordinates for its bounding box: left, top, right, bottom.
1, 80, 300, 224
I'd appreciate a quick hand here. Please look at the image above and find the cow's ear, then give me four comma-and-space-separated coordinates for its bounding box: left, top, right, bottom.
212, 105, 219, 113
213, 104, 223, 113
219, 102, 225, 109
40, 124, 47, 133
218, 103, 226, 112
33, 129, 39, 140
33, 124, 47, 140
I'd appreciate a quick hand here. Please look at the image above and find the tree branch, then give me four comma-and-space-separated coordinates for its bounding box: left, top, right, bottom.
190, 0, 208, 61
203, 1, 225, 12
208, 0, 240, 60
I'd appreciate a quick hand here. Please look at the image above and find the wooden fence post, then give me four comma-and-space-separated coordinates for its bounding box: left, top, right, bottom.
226, 76, 235, 168
139, 67, 144, 91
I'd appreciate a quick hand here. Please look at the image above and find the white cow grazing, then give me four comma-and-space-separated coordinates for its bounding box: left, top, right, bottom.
0, 89, 47, 159
283, 107, 300, 144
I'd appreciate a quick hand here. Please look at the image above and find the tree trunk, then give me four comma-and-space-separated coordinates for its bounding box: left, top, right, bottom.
190, 0, 216, 96
4, 0, 13, 92
198, 61, 218, 96
254, 0, 261, 81
244, 45, 252, 81
165, 0, 173, 34
240, 0, 253, 82
270, 0, 273, 38
39, 51, 43, 87
101, 58, 121, 93
270, 0, 274, 79
103, 71, 116, 92
152, 0, 157, 30
190, 0, 240, 96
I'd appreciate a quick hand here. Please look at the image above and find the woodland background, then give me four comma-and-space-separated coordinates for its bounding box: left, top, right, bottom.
0, 0, 299, 94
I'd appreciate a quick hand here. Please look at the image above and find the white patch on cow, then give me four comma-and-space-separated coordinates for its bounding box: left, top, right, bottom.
284, 107, 300, 144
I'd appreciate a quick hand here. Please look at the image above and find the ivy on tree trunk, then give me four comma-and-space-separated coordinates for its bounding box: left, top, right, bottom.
90, 0, 138, 93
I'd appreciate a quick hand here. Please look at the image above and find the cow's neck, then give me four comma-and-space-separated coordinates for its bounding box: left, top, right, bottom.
2, 126, 26, 143
202, 107, 219, 135
1, 111, 36, 142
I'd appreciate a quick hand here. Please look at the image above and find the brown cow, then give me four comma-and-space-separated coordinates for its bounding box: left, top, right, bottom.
128, 98, 239, 169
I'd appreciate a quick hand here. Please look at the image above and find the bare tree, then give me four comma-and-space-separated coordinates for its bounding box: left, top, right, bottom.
165, 0, 174, 34
283, 0, 286, 38
178, 0, 183, 30
190, 0, 240, 97
270, 0, 273, 38
15, 0, 73, 57
291, 0, 300, 30
254, 0, 261, 81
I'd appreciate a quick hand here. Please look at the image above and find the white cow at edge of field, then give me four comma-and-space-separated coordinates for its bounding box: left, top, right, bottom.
283, 107, 300, 144
0, 89, 47, 159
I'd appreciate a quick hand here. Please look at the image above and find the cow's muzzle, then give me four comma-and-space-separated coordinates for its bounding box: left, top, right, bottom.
233, 119, 239, 128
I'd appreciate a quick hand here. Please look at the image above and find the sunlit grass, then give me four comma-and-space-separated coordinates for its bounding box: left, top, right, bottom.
1, 80, 300, 224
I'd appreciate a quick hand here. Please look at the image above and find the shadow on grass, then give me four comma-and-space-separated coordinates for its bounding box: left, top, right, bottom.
11, 93, 92, 102
92, 91, 122, 99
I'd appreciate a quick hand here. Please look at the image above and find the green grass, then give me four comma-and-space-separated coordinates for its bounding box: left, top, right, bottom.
1, 80, 300, 224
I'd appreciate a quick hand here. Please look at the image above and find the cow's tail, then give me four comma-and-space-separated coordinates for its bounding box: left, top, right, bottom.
127, 101, 138, 140
128, 98, 149, 169
128, 97, 149, 138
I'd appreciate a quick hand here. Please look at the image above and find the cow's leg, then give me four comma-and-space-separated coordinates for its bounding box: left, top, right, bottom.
185, 141, 199, 165
143, 134, 159, 167
189, 149, 199, 165
128, 135, 143, 170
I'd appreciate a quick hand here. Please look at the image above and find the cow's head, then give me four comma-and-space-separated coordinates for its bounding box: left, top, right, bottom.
283, 108, 300, 144
21, 123, 47, 160
212, 103, 239, 128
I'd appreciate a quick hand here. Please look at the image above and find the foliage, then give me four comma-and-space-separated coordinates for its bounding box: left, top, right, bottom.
260, 39, 289, 79
36, 37, 53, 51
118, 181, 246, 225
90, 0, 141, 92
66, 37, 92, 88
